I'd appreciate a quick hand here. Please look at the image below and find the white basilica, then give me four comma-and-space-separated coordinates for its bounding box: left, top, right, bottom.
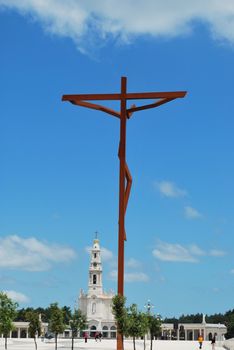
78, 237, 117, 338
77, 237, 227, 341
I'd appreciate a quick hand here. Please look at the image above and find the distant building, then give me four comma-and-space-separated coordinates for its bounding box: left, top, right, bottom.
161, 314, 227, 341
78, 237, 116, 338
5, 316, 48, 339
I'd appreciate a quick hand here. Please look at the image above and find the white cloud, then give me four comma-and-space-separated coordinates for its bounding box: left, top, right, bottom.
152, 240, 227, 262
109, 270, 149, 283
126, 258, 141, 268
209, 249, 227, 257
125, 272, 149, 282
1, 1, 234, 52
230, 269, 234, 274
5, 290, 30, 303
0, 235, 76, 271
154, 181, 187, 198
152, 241, 204, 262
101, 247, 114, 261
184, 206, 203, 219
85, 246, 92, 254
189, 244, 205, 256
109, 270, 118, 280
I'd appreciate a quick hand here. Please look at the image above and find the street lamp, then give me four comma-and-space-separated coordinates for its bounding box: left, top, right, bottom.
144, 300, 154, 315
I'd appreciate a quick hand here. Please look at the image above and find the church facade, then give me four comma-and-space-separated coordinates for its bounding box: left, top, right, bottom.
78, 237, 117, 338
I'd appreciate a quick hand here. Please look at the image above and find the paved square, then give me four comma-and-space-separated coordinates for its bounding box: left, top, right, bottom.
2, 338, 225, 350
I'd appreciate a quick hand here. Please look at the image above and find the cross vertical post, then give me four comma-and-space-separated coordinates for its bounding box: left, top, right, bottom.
118, 76, 127, 296
117, 77, 127, 350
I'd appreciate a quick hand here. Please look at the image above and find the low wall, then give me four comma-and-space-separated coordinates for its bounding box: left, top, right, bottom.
223, 339, 234, 350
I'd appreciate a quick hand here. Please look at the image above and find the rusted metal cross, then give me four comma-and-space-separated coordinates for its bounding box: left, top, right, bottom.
62, 77, 186, 350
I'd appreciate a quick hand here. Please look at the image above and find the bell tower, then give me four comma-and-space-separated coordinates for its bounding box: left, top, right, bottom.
88, 234, 103, 296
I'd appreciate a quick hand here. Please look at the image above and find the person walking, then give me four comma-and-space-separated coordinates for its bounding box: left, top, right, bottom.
198, 334, 204, 349
211, 336, 216, 350
84, 332, 88, 343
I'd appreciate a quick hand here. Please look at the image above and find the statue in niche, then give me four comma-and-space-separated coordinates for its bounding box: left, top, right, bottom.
92, 302, 96, 314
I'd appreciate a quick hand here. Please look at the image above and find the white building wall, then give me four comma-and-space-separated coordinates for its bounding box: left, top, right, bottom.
78, 237, 116, 337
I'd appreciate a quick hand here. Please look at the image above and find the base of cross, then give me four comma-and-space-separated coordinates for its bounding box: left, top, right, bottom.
117, 333, 124, 350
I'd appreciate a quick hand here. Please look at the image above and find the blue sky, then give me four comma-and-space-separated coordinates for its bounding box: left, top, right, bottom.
0, 0, 234, 318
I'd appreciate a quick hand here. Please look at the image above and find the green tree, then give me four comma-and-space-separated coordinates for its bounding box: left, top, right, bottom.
112, 295, 128, 349
69, 309, 86, 350
126, 304, 149, 350
206, 313, 225, 325
163, 316, 178, 324
179, 313, 203, 323
148, 315, 161, 350
226, 314, 234, 339
48, 303, 65, 350
26, 311, 41, 350
140, 313, 150, 350
0, 292, 18, 350
62, 306, 72, 325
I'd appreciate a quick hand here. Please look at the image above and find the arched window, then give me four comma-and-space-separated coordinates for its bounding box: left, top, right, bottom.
93, 275, 97, 284
90, 325, 96, 338
110, 326, 116, 339
102, 326, 108, 338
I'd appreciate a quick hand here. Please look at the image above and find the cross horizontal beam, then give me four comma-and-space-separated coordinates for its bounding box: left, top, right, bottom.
62, 91, 186, 102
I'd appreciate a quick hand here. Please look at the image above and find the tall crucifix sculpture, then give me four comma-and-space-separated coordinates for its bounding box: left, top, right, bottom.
62, 77, 186, 350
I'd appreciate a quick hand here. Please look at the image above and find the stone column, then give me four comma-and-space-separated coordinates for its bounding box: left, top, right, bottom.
192, 330, 194, 340
185, 330, 187, 340
203, 328, 206, 340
